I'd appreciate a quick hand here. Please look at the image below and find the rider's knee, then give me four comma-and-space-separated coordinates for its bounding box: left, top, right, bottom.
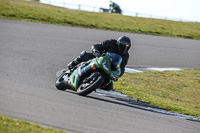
80, 51, 87, 57
78, 50, 94, 62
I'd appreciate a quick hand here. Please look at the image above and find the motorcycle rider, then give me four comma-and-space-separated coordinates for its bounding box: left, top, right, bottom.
109, 1, 122, 14
68, 36, 131, 91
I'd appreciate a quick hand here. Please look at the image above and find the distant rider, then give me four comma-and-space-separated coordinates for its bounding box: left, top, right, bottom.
109, 1, 122, 14
68, 36, 131, 91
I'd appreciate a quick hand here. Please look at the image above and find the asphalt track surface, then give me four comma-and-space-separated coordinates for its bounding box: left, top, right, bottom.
0, 19, 200, 133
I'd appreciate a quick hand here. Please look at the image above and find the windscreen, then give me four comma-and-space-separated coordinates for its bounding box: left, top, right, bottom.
109, 53, 122, 70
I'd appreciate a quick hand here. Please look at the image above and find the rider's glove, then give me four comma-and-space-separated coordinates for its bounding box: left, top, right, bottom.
110, 72, 118, 82
92, 49, 101, 57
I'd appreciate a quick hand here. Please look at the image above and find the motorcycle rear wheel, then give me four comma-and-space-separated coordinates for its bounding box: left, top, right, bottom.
77, 75, 105, 96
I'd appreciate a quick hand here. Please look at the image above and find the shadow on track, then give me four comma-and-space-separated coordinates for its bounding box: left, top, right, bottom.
86, 94, 200, 123
60, 89, 200, 122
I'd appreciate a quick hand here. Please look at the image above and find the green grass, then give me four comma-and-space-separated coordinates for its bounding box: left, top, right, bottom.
114, 69, 200, 118
0, 115, 67, 133
1, 0, 200, 40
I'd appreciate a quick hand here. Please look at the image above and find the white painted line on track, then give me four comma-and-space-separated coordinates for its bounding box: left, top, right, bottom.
125, 68, 143, 73
147, 67, 183, 71
125, 67, 182, 73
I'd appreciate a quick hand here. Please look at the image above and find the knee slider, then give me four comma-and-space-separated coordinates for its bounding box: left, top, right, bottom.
80, 51, 87, 57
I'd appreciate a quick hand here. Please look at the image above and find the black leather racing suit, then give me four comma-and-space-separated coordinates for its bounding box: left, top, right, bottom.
76, 39, 129, 77
91, 39, 129, 76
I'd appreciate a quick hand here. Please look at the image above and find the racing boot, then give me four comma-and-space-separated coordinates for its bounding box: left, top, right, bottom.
67, 59, 80, 71
67, 51, 87, 70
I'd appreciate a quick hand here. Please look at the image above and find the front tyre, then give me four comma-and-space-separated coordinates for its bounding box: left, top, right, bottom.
77, 75, 105, 96
55, 72, 67, 91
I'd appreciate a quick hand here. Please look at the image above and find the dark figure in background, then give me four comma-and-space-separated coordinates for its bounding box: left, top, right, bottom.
109, 1, 122, 14
67, 36, 131, 91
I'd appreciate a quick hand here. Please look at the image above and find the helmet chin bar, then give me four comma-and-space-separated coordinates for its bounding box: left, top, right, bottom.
118, 43, 128, 55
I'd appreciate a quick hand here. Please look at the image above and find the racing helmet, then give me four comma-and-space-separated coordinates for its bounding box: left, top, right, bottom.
117, 36, 131, 55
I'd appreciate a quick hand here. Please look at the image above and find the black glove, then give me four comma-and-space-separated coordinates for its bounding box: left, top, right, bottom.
92, 49, 101, 57
110, 72, 118, 82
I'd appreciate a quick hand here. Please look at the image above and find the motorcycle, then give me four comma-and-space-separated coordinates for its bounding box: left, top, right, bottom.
55, 52, 122, 96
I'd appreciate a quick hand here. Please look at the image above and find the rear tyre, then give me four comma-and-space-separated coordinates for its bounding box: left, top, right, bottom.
77, 75, 105, 96
55, 72, 67, 91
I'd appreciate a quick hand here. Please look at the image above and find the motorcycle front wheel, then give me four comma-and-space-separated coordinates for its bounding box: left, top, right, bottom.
55, 72, 67, 91
77, 74, 105, 96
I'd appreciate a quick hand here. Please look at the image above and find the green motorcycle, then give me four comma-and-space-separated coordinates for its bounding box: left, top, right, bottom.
55, 52, 122, 96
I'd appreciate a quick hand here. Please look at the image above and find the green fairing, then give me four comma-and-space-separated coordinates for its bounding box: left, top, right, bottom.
69, 58, 101, 89
70, 70, 80, 89
96, 53, 112, 77
68, 52, 121, 90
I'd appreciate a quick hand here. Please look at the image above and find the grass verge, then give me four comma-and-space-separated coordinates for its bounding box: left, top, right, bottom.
114, 69, 200, 118
0, 0, 200, 40
0, 115, 66, 133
